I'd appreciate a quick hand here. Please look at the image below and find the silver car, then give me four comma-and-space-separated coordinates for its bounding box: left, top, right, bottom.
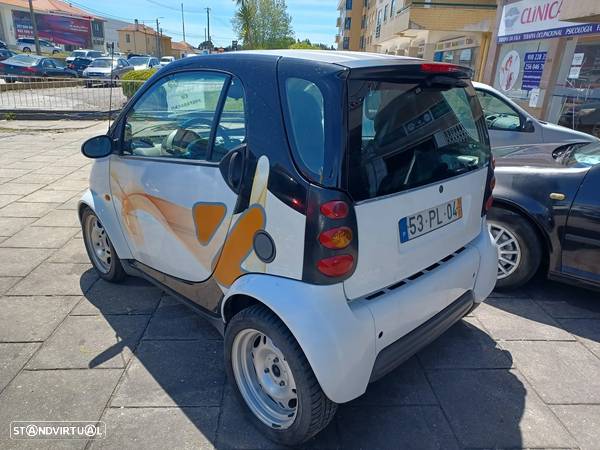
16, 38, 62, 54
82, 57, 133, 86
473, 82, 597, 148
128, 56, 161, 71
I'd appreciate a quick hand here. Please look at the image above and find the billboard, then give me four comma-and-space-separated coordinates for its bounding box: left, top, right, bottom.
12, 10, 91, 48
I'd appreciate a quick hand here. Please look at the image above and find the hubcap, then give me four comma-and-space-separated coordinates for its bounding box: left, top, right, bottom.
231, 329, 298, 429
85, 214, 112, 274
489, 223, 521, 279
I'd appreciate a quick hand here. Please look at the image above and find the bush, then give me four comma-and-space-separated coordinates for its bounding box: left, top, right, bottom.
122, 68, 157, 98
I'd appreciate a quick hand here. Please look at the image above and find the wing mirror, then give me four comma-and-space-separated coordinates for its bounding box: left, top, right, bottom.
81, 135, 113, 159
522, 117, 535, 133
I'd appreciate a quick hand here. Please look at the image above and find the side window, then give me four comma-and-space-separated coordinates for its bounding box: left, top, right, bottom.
122, 71, 228, 161
213, 77, 246, 162
42, 59, 55, 68
476, 90, 523, 131
285, 77, 325, 178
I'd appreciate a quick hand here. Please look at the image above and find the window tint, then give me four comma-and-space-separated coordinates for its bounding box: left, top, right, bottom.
285, 77, 325, 179
213, 77, 246, 162
123, 72, 228, 161
347, 80, 490, 201
476, 90, 522, 131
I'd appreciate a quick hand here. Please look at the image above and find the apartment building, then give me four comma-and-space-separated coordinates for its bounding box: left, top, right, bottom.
335, 0, 364, 50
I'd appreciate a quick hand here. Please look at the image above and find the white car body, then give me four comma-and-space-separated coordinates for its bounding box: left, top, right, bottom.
159, 56, 175, 67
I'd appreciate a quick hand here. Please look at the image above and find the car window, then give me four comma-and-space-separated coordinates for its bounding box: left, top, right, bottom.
476, 89, 523, 131
42, 59, 55, 68
213, 77, 246, 162
123, 71, 228, 161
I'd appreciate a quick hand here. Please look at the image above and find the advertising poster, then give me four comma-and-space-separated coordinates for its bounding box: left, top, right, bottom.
12, 10, 91, 48
499, 50, 521, 91
522, 51, 546, 90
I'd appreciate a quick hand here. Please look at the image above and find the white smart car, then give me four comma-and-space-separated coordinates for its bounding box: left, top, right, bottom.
79, 51, 498, 445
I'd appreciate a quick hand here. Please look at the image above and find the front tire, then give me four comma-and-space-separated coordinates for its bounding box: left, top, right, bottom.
225, 305, 337, 446
488, 207, 542, 289
81, 208, 126, 282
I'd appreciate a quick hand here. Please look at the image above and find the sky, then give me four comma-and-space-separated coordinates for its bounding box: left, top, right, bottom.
69, 0, 339, 48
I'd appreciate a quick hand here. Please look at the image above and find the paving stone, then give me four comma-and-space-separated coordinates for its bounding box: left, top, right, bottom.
0, 201, 61, 217
20, 189, 80, 203
33, 166, 77, 176
49, 239, 89, 263
72, 278, 162, 315
525, 278, 599, 302
46, 179, 89, 191
0, 277, 19, 294
8, 161, 48, 170
427, 369, 574, 448
0, 194, 21, 208
336, 405, 458, 450
9, 263, 97, 296
57, 195, 82, 210
31, 209, 80, 228
111, 340, 224, 407
474, 297, 574, 341
12, 173, 64, 184
92, 407, 219, 450
0, 226, 78, 248
418, 317, 513, 369
537, 298, 600, 319
0, 343, 39, 391
28, 315, 149, 369
144, 296, 222, 341
0, 247, 53, 276
502, 341, 600, 404
0, 216, 35, 236
0, 369, 121, 449
557, 318, 600, 359
0, 183, 44, 195
350, 357, 436, 406
0, 296, 79, 342
0, 168, 28, 179
551, 405, 600, 450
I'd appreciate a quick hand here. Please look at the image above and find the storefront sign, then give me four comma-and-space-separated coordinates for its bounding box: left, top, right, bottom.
522, 51, 546, 90
12, 10, 91, 48
499, 50, 521, 91
497, 0, 599, 43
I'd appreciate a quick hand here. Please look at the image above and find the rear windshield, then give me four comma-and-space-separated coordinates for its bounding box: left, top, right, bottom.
347, 79, 491, 201
89, 59, 113, 68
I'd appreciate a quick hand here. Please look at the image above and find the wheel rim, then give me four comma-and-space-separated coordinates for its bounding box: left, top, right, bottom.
488, 222, 521, 280
231, 329, 298, 429
84, 214, 112, 274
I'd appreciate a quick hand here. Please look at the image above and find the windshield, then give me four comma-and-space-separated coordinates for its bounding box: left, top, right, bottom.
160, 57, 172, 62
129, 57, 150, 65
89, 59, 114, 68
71, 50, 86, 57
7, 54, 39, 66
347, 78, 491, 201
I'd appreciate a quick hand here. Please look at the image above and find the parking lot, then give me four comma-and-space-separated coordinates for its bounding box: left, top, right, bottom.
0, 120, 599, 449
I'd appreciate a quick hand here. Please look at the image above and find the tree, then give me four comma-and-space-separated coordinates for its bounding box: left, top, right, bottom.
289, 39, 332, 50
232, 0, 294, 50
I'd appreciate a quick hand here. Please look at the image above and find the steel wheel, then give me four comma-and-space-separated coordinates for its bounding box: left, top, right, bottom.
489, 222, 521, 279
84, 213, 112, 274
231, 328, 298, 429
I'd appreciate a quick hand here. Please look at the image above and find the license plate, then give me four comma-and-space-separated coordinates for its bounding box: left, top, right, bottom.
399, 198, 462, 243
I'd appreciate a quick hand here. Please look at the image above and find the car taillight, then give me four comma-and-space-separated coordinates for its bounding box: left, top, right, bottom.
317, 255, 354, 277
482, 164, 496, 216
319, 226, 352, 249
420, 63, 462, 74
320, 200, 349, 219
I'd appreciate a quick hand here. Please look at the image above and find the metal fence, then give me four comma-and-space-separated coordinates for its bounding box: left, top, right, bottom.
0, 75, 144, 115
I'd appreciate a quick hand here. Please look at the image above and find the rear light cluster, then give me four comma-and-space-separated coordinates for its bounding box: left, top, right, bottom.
482, 158, 496, 215
317, 200, 355, 277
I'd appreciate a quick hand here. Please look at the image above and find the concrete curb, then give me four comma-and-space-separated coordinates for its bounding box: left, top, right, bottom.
0, 110, 120, 120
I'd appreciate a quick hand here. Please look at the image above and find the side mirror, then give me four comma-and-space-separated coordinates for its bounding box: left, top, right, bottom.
81, 135, 113, 159
522, 117, 535, 133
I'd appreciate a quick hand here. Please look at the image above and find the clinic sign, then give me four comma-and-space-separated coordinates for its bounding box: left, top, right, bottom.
498, 0, 600, 43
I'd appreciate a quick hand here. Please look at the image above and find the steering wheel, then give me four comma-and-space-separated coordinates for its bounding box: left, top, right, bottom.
180, 116, 235, 148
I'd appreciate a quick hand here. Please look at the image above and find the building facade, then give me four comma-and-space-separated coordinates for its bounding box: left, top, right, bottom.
118, 21, 172, 57
483, 0, 600, 136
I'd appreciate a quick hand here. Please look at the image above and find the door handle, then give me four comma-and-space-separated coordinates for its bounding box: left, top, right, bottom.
228, 151, 240, 187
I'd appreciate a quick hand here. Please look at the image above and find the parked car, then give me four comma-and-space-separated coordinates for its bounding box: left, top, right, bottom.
67, 57, 94, 77
78, 51, 497, 445
490, 141, 600, 290
82, 57, 133, 86
16, 38, 62, 54
65, 49, 103, 63
0, 40, 6, 49
0, 54, 76, 80
473, 82, 598, 148
0, 49, 16, 61
128, 56, 160, 70
159, 56, 175, 67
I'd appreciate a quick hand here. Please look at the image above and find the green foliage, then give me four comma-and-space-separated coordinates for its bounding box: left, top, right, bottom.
4, 112, 16, 120
122, 68, 157, 98
232, 0, 294, 50
289, 39, 331, 50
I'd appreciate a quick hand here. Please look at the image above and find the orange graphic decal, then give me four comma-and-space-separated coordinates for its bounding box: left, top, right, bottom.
193, 203, 227, 245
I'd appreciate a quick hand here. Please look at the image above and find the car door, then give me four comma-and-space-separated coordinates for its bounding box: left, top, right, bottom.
110, 70, 244, 287
561, 164, 600, 283
41, 59, 58, 77
476, 88, 539, 148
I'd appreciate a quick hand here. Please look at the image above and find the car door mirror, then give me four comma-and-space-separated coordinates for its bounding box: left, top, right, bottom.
522, 117, 535, 133
82, 135, 113, 158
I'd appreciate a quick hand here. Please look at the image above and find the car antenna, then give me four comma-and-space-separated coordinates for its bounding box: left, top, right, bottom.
108, 43, 115, 131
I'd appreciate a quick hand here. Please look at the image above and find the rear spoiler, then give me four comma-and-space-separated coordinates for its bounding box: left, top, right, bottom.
348, 62, 473, 81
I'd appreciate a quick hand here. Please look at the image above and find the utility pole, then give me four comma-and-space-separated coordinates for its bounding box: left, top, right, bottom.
181, 3, 186, 43
205, 7, 211, 49
27, 0, 41, 55
155, 18, 160, 57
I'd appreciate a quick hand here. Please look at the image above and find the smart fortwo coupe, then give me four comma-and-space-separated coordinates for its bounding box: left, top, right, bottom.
79, 50, 498, 445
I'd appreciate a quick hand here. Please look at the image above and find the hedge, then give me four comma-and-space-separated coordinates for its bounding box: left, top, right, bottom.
122, 68, 157, 98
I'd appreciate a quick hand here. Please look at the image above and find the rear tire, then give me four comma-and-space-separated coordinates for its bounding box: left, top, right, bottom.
224, 305, 337, 446
488, 207, 542, 289
23, 47, 31, 53
81, 208, 126, 283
